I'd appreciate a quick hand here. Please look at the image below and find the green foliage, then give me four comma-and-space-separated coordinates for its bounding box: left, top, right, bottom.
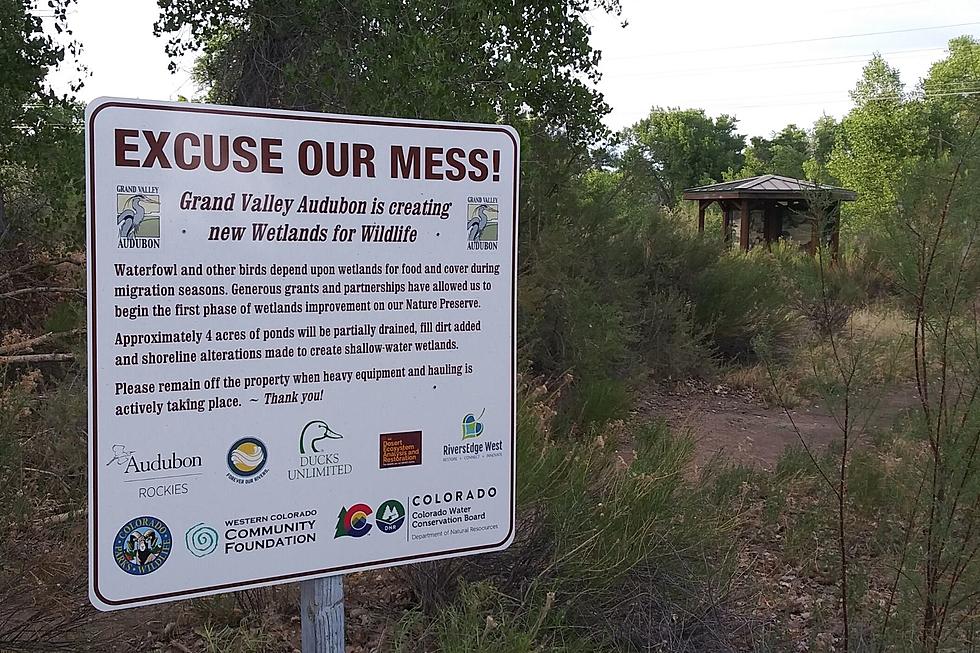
691, 249, 800, 361
737, 124, 809, 179
828, 55, 930, 245
399, 396, 746, 651
0, 0, 85, 248
619, 107, 744, 206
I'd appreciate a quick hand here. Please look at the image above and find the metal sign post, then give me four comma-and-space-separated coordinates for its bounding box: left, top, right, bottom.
301, 575, 345, 652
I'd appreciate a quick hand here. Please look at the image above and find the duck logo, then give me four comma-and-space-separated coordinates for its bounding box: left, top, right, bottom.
116, 192, 161, 247
226, 437, 269, 483
334, 503, 373, 538
112, 516, 172, 575
299, 420, 344, 454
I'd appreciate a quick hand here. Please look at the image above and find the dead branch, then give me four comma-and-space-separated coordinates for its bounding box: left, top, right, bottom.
0, 352, 75, 364
0, 286, 82, 300
0, 328, 83, 355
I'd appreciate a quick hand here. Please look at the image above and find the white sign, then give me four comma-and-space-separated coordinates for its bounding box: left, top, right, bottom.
86, 98, 518, 611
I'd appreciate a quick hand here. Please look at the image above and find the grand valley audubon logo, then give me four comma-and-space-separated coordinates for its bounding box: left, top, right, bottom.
288, 420, 352, 481
116, 186, 161, 249
466, 197, 499, 250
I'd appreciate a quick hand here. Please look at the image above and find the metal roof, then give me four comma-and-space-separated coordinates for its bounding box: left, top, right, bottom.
682, 174, 856, 201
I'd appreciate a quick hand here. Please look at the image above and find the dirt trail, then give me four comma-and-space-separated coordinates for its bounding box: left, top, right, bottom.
630, 381, 920, 470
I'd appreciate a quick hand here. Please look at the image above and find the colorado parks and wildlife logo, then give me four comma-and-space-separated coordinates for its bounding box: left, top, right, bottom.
112, 516, 172, 575
466, 197, 498, 250
226, 436, 269, 484
116, 186, 161, 248
375, 499, 406, 534
335, 503, 373, 538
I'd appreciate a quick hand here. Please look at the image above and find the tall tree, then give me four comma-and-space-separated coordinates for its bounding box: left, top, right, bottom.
737, 124, 808, 179
803, 114, 840, 184
828, 54, 929, 242
921, 36, 980, 154
619, 107, 744, 207
155, 0, 623, 246
0, 0, 84, 247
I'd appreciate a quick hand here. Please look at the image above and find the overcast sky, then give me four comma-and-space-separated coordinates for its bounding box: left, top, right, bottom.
44, 0, 980, 139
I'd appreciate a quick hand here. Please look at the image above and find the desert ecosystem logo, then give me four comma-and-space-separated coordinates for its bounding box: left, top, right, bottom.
116, 187, 161, 248
466, 198, 498, 250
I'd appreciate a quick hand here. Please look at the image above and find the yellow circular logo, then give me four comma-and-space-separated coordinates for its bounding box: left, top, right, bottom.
227, 437, 267, 477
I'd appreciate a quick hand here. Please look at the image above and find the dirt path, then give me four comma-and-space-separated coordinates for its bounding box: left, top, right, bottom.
630, 381, 920, 470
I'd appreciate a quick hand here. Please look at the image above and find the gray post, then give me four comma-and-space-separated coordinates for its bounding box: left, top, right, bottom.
301, 575, 345, 652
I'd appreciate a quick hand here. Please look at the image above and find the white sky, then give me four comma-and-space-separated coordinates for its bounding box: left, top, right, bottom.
45, 0, 980, 139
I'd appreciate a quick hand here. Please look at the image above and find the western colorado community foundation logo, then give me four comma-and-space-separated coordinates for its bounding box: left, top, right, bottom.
116, 187, 161, 248
185, 523, 219, 557
113, 516, 172, 575
227, 437, 269, 483
466, 198, 498, 250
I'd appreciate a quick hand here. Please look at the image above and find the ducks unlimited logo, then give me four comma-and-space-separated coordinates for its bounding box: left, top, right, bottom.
116, 186, 161, 248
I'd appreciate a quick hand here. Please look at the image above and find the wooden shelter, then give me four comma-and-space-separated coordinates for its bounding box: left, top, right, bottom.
682, 174, 856, 255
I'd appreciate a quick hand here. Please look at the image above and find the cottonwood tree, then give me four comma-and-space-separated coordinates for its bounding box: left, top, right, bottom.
618, 107, 744, 207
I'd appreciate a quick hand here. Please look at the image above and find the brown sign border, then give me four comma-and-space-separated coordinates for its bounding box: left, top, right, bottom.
87, 99, 518, 608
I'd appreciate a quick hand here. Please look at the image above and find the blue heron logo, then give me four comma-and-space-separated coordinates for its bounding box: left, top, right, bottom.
116, 193, 160, 241
467, 203, 498, 242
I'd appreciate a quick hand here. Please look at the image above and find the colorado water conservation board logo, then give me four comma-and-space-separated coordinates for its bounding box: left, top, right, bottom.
116, 187, 161, 248
466, 198, 498, 250
335, 504, 373, 538
462, 409, 486, 439
226, 437, 269, 483
112, 516, 172, 575
185, 523, 219, 557
375, 500, 406, 534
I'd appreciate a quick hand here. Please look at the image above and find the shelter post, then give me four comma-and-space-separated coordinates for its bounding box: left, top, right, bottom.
697, 199, 707, 234
739, 199, 750, 251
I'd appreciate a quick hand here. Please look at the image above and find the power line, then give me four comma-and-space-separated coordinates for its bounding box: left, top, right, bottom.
606, 21, 980, 59
604, 46, 948, 80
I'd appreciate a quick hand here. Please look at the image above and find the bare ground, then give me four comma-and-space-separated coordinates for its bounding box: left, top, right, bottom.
628, 380, 920, 471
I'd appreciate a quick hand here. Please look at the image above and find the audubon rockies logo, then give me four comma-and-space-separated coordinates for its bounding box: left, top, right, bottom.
105, 444, 203, 498
288, 420, 352, 481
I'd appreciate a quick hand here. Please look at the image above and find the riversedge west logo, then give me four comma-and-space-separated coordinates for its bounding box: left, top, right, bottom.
443, 412, 503, 462
116, 188, 161, 249
289, 420, 352, 481
466, 198, 498, 250
112, 516, 172, 575
226, 437, 269, 483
